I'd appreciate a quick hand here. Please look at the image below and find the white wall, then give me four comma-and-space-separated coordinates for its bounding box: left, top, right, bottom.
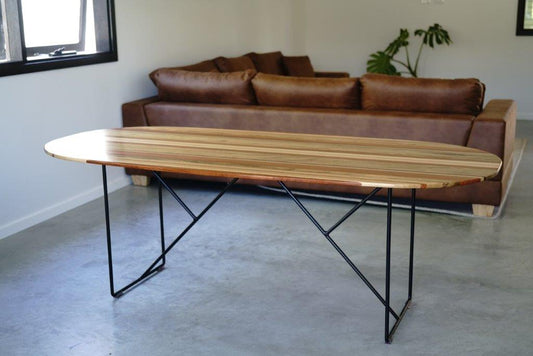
1, 0, 530, 239
298, 0, 533, 119
0, 0, 297, 239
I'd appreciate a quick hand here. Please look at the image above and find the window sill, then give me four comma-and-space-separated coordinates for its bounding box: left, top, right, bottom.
0, 51, 118, 77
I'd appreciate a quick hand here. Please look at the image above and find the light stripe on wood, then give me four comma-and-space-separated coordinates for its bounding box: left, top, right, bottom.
44, 127, 502, 189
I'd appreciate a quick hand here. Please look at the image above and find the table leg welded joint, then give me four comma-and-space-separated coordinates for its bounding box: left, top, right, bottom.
101, 165, 416, 343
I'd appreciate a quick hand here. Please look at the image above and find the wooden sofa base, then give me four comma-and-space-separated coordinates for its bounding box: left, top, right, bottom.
472, 204, 495, 217
131, 175, 151, 186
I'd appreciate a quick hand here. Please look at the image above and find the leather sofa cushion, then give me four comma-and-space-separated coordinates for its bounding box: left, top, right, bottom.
173, 59, 219, 72
246, 51, 285, 75
143, 102, 474, 146
148, 60, 219, 84
252, 73, 360, 109
150, 69, 257, 105
360, 74, 485, 115
282, 56, 315, 77
214, 55, 256, 72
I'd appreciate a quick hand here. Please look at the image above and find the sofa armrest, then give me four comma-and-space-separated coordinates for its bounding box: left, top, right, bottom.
315, 71, 350, 78
467, 99, 517, 179
122, 96, 160, 127
122, 96, 161, 178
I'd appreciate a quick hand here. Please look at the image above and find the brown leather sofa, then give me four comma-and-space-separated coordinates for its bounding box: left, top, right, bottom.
122, 51, 516, 216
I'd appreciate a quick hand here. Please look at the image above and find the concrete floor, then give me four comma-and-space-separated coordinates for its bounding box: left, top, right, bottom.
1, 121, 532, 356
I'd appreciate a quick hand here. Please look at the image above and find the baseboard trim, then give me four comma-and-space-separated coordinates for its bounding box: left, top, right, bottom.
0, 176, 131, 240
518, 113, 533, 121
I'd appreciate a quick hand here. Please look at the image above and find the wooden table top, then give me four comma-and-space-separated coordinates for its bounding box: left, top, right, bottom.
44, 127, 502, 189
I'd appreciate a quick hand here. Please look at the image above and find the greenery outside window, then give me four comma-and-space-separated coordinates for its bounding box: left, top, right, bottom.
0, 0, 117, 77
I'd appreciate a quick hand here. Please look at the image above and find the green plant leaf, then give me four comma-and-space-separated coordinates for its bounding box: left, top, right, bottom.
367, 23, 452, 78
415, 23, 452, 48
366, 51, 400, 76
384, 29, 410, 56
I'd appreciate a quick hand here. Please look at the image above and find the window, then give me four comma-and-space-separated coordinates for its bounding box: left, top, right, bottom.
0, 0, 117, 76
517, 0, 533, 35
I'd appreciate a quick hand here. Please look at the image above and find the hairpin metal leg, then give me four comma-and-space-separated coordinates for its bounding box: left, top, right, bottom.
385, 188, 416, 343
385, 188, 392, 342
278, 182, 416, 344
101, 165, 237, 298
158, 182, 166, 266
102, 166, 166, 297
409, 189, 416, 300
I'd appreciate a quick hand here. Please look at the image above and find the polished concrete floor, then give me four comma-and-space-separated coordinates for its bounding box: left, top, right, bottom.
1, 121, 532, 356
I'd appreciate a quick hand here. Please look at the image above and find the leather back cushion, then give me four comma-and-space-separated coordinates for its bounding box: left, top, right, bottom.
252, 73, 360, 109
246, 51, 285, 75
214, 56, 256, 72
174, 60, 219, 72
282, 56, 315, 77
151, 69, 257, 105
360, 74, 485, 115
149, 60, 219, 84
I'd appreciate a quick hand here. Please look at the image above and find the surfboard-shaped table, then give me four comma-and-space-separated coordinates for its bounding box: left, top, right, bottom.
45, 126, 501, 343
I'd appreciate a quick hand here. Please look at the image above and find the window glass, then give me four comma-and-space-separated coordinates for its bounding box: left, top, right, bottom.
0, 0, 6, 61
527, 0, 533, 29
21, 0, 83, 49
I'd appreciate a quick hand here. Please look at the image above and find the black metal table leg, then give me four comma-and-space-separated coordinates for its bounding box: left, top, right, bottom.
385, 188, 392, 343
385, 188, 417, 343
409, 189, 416, 300
159, 182, 166, 266
278, 181, 416, 344
102, 166, 115, 296
102, 166, 166, 297
101, 165, 237, 298
101, 167, 416, 342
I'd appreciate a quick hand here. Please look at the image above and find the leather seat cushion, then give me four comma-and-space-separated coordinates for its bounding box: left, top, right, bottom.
144, 102, 474, 146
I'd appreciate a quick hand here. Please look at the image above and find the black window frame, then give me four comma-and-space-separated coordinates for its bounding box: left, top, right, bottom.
0, 0, 117, 77
517, 0, 533, 36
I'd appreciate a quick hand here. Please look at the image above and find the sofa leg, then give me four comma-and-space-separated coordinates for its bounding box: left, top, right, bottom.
472, 204, 495, 217
131, 175, 151, 186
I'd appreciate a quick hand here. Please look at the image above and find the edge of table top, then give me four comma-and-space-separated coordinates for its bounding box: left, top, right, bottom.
44, 127, 502, 190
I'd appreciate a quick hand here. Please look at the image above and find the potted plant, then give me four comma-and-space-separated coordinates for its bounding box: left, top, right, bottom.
366, 23, 452, 77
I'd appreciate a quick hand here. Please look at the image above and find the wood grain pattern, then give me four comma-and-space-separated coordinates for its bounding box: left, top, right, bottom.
44, 127, 502, 189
